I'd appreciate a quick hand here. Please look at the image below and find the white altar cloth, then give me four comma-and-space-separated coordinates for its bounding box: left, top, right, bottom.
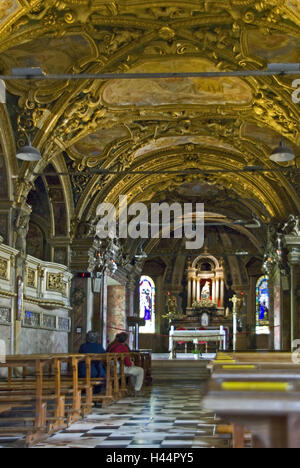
169, 327, 226, 359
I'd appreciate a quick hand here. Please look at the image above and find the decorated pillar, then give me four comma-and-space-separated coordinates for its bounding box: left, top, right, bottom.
212, 278, 216, 303
107, 285, 126, 344
215, 279, 220, 305
70, 236, 97, 351
282, 216, 300, 351
287, 247, 300, 352
197, 278, 201, 302
220, 279, 225, 307
188, 279, 192, 308
13, 204, 31, 354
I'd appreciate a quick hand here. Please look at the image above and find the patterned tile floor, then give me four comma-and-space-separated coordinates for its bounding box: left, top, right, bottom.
31, 381, 229, 449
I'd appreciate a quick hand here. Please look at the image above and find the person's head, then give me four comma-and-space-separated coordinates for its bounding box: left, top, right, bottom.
116, 332, 128, 344
86, 331, 99, 344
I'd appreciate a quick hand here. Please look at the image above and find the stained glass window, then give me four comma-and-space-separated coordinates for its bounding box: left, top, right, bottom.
256, 275, 270, 335
139, 276, 155, 334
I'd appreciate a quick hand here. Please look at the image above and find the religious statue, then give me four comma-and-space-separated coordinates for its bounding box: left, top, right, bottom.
168, 295, 177, 314
201, 281, 210, 300
282, 215, 300, 237
14, 208, 31, 258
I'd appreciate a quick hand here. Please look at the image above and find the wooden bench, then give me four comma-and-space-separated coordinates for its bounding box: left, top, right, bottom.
204, 352, 300, 448
0, 356, 63, 446
0, 350, 151, 446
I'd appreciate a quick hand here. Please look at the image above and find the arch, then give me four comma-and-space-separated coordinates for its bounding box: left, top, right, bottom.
0, 104, 17, 201
192, 255, 219, 270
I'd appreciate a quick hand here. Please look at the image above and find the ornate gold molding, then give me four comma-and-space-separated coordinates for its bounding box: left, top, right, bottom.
26, 267, 37, 289
0, 288, 16, 298
0, 258, 8, 280
46, 272, 67, 295
24, 295, 72, 311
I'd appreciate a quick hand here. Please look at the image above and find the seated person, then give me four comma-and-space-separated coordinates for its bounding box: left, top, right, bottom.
108, 332, 144, 394
78, 331, 106, 393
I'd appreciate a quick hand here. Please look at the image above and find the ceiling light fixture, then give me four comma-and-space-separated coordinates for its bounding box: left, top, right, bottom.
135, 247, 148, 259
16, 139, 42, 161
270, 141, 295, 163
235, 251, 249, 256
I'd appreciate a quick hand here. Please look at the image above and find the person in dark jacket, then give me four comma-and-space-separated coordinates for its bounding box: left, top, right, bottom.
78, 331, 106, 388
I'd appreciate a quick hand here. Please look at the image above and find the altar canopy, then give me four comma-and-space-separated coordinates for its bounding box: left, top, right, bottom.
187, 255, 225, 310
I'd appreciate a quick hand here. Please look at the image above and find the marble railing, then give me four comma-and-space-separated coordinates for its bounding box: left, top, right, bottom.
0, 239, 72, 310
0, 240, 18, 299
24, 256, 72, 309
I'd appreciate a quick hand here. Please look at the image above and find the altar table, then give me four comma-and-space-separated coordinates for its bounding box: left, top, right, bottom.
169, 327, 227, 359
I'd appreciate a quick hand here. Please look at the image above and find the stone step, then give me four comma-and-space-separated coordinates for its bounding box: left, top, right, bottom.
152, 359, 209, 368
151, 359, 210, 381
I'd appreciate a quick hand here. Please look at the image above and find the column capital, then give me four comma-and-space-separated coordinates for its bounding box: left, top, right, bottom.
288, 247, 300, 266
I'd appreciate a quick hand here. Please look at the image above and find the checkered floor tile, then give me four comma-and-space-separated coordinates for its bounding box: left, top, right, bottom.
31, 382, 229, 449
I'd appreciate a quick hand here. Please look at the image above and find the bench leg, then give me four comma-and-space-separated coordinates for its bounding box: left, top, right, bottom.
233, 423, 245, 449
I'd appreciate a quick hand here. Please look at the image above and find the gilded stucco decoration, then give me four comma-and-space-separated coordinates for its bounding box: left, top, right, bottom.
0, 0, 299, 245
26, 267, 37, 289
47, 272, 66, 295
0, 258, 8, 280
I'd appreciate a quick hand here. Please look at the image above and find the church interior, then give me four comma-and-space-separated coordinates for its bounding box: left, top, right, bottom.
0, 0, 300, 449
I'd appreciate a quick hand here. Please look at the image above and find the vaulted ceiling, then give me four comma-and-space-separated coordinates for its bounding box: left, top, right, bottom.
0, 0, 300, 254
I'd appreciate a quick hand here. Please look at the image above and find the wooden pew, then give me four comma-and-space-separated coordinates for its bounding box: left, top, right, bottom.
1, 355, 82, 425
0, 350, 149, 446
0, 356, 58, 446
204, 352, 300, 448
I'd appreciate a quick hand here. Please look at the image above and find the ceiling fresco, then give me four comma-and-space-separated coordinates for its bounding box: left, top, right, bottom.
287, 0, 300, 16
0, 0, 19, 25
103, 59, 253, 107
247, 30, 300, 63
0, 34, 96, 76
67, 125, 130, 163
0, 0, 299, 247
134, 136, 241, 159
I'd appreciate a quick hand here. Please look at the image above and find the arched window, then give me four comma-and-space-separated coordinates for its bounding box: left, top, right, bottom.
139, 276, 155, 334
256, 275, 270, 335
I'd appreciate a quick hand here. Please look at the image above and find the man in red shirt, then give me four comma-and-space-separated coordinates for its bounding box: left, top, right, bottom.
108, 332, 144, 393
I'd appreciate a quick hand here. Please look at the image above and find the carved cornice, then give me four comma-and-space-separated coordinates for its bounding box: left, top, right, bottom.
0, 289, 16, 298
23, 295, 72, 310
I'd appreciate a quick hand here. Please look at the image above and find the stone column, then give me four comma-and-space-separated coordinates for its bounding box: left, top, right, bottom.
287, 247, 300, 352
188, 278, 192, 308
70, 237, 97, 351
215, 279, 220, 306
192, 278, 196, 303
197, 278, 201, 302
220, 279, 224, 307
13, 204, 31, 354
248, 275, 258, 350
86, 278, 94, 332
107, 284, 126, 343
212, 278, 216, 303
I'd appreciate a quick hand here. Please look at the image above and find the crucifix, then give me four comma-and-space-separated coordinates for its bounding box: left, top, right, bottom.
230, 295, 238, 351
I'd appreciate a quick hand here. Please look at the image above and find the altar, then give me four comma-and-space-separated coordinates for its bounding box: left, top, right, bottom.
169, 326, 227, 359
186, 254, 225, 316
